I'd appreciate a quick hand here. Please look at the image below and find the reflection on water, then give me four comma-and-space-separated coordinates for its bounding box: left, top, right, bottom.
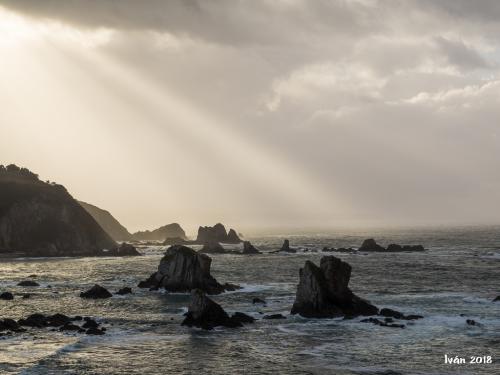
1, 227, 499, 374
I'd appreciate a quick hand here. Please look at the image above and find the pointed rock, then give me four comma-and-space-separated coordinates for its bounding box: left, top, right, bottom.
242, 241, 261, 254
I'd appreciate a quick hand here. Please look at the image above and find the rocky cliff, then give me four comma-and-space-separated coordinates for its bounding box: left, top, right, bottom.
195, 223, 242, 244
0, 164, 117, 257
78, 201, 133, 241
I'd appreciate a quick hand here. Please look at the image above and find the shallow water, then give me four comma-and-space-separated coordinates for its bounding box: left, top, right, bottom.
1, 226, 499, 374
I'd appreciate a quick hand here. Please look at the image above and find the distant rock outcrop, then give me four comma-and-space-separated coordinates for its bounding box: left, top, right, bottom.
272, 239, 296, 253
138, 245, 239, 294
105, 242, 140, 256
78, 201, 133, 241
199, 240, 228, 254
133, 223, 186, 241
0, 164, 117, 257
181, 289, 253, 330
242, 241, 261, 254
291, 256, 378, 318
163, 237, 190, 246
358, 239, 425, 252
196, 223, 242, 244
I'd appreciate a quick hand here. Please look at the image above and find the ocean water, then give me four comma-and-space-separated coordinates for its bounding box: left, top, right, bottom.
0, 226, 499, 375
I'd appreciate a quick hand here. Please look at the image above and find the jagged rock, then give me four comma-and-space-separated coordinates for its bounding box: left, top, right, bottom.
18, 313, 47, 327
163, 237, 189, 246
181, 289, 242, 330
106, 243, 140, 256
252, 298, 266, 305
291, 256, 378, 318
275, 239, 296, 253
0, 292, 14, 300
196, 223, 241, 244
242, 241, 261, 254
17, 280, 40, 287
466, 319, 481, 326
358, 239, 386, 252
80, 284, 113, 299
199, 240, 228, 254
226, 229, 242, 244
116, 287, 132, 295
263, 314, 286, 320
139, 245, 239, 294
380, 308, 423, 320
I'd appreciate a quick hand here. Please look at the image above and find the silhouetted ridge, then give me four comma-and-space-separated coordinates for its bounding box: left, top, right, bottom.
0, 164, 117, 257
78, 201, 133, 241
133, 223, 186, 241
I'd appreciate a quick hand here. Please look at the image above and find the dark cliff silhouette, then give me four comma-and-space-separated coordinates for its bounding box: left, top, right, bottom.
0, 164, 117, 257
78, 201, 133, 241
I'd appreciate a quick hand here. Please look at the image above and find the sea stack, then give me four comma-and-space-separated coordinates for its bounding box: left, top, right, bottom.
242, 241, 261, 254
138, 245, 239, 294
291, 256, 378, 318
196, 223, 242, 244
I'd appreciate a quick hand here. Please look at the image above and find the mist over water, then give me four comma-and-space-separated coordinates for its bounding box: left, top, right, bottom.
1, 226, 499, 375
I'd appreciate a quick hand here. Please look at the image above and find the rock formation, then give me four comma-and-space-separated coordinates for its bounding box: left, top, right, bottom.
242, 241, 261, 254
80, 284, 113, 299
138, 245, 239, 294
181, 289, 253, 330
493, 296, 500, 302
274, 239, 296, 253
199, 240, 228, 254
105, 242, 140, 256
0, 164, 117, 257
133, 223, 186, 241
291, 256, 378, 318
17, 280, 39, 286
78, 201, 133, 241
195, 223, 241, 244
358, 239, 425, 252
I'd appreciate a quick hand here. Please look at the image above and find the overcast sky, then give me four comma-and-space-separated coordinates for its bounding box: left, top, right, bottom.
1, 0, 500, 234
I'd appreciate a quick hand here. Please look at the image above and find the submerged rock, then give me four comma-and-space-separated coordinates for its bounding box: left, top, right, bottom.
263, 314, 286, 320
17, 280, 40, 287
106, 243, 140, 256
492, 296, 500, 302
139, 245, 239, 294
252, 297, 266, 305
80, 284, 113, 299
291, 256, 378, 318
242, 241, 261, 254
0, 292, 14, 300
360, 317, 405, 329
199, 240, 228, 254
116, 287, 132, 295
163, 237, 189, 246
181, 289, 249, 330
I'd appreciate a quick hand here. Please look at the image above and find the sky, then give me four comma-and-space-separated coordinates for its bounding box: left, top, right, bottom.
1, 0, 500, 235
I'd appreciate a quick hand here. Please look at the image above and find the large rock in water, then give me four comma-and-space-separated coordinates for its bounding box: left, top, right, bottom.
0, 164, 117, 257
358, 239, 386, 252
291, 256, 378, 318
138, 245, 239, 294
133, 223, 186, 241
78, 201, 133, 241
196, 223, 241, 244
182, 289, 243, 330
242, 241, 261, 254
199, 240, 228, 254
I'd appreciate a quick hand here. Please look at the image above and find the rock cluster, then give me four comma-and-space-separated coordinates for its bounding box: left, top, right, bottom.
106, 243, 141, 256
181, 289, 254, 330
0, 314, 106, 335
358, 239, 425, 252
196, 223, 242, 244
291, 256, 378, 318
138, 245, 239, 294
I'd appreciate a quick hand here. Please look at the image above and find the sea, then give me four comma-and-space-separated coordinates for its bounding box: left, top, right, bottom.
0, 226, 499, 374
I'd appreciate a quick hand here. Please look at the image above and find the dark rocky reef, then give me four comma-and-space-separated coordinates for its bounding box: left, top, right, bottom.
12, 313, 106, 335
199, 240, 231, 254
138, 245, 239, 294
493, 296, 500, 302
0, 164, 117, 257
80, 284, 113, 299
181, 289, 253, 330
17, 280, 40, 287
78, 201, 133, 241
163, 237, 190, 246
116, 287, 132, 295
104, 242, 140, 256
358, 239, 425, 252
242, 241, 261, 254
196, 223, 242, 244
133, 223, 186, 241
291, 256, 378, 318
